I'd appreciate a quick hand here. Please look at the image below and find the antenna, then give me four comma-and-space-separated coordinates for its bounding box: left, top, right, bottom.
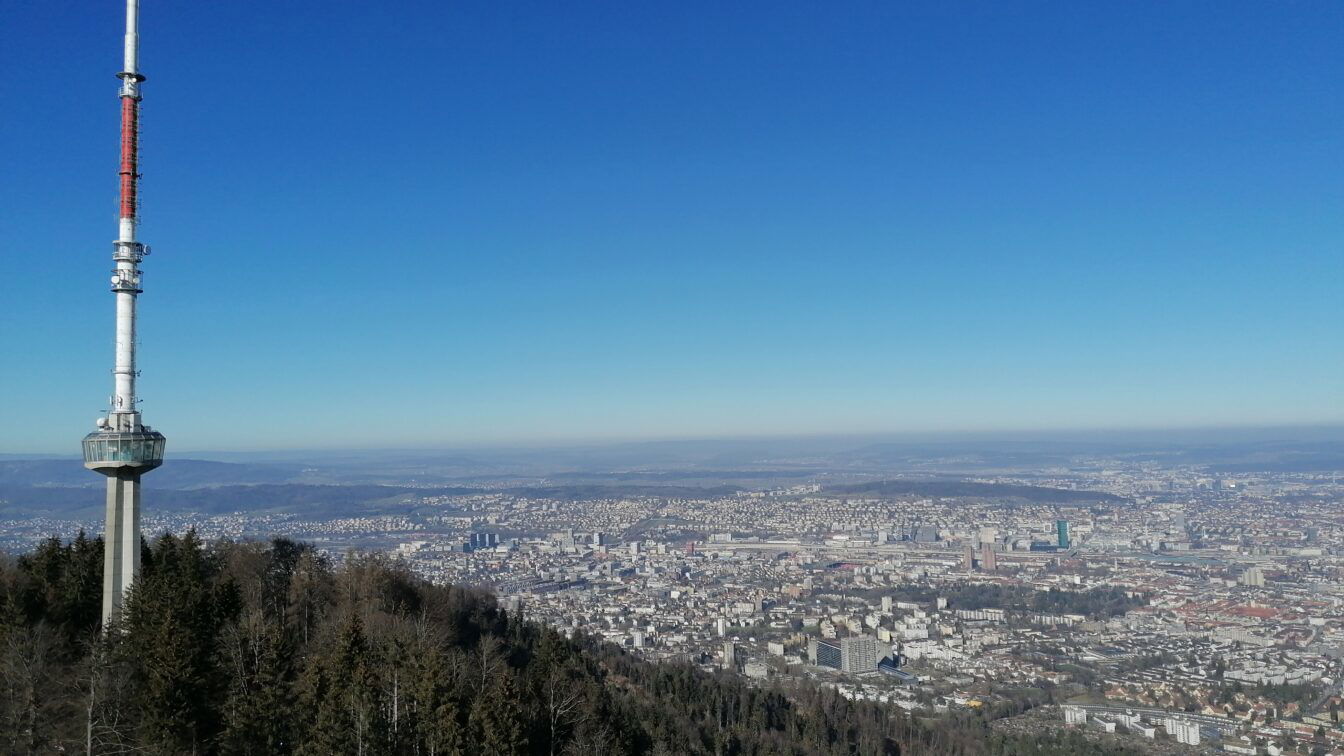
82, 0, 167, 629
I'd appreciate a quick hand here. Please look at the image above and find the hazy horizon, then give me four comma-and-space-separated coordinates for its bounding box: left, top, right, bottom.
8, 422, 1343, 459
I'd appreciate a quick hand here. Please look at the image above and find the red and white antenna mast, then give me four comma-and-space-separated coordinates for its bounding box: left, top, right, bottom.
112, 0, 145, 425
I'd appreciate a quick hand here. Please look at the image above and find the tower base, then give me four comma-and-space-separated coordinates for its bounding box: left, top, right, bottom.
101, 470, 141, 627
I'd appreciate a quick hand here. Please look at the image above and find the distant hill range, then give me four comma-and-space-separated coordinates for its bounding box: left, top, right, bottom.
0, 458, 307, 488
5, 430, 1340, 522
824, 479, 1125, 503
845, 435, 1344, 473
0, 456, 745, 520
1, 478, 1108, 524
0, 483, 470, 520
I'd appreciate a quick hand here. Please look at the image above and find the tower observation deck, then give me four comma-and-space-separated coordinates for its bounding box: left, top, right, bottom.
83, 0, 166, 628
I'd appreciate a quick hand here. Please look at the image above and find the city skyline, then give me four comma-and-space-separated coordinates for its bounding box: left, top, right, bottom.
9, 0, 1343, 452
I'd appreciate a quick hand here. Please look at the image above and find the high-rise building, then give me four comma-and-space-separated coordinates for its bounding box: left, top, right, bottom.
1162, 718, 1200, 746
1239, 567, 1265, 588
721, 641, 737, 670
82, 0, 167, 628
1171, 512, 1187, 533
840, 635, 879, 673
980, 542, 997, 571
1063, 706, 1088, 725
1056, 519, 1070, 549
809, 638, 842, 670
468, 532, 500, 551
962, 543, 975, 571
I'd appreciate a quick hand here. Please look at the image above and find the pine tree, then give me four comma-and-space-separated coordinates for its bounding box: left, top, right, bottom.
469, 670, 529, 755
410, 641, 466, 756
122, 530, 241, 753
298, 611, 385, 755
60, 531, 103, 639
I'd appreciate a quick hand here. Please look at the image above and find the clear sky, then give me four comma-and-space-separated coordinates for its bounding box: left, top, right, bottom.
6, 0, 1342, 453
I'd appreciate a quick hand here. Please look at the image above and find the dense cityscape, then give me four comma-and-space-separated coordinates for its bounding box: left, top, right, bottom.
5, 443, 1342, 754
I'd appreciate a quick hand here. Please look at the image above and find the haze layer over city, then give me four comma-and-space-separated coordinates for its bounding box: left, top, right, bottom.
4, 1, 1343, 754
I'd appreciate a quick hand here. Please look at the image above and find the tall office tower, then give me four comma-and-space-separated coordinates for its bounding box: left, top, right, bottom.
1239, 567, 1265, 588
1172, 512, 1187, 534
809, 638, 842, 670
1056, 519, 1070, 549
721, 641, 737, 670
979, 541, 997, 571
82, 0, 167, 628
840, 635, 879, 673
962, 543, 975, 571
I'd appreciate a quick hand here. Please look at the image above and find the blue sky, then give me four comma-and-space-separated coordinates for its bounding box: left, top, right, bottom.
6, 0, 1342, 452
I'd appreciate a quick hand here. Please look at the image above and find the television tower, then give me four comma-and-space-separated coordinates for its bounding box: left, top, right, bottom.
82, 0, 166, 627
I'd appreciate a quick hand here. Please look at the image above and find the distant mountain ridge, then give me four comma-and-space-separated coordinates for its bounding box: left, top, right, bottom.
825, 479, 1126, 503
0, 458, 306, 489
0, 481, 752, 520
1, 477, 1113, 522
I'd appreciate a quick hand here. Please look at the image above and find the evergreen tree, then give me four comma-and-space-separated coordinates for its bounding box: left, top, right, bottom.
410, 641, 467, 756
60, 531, 104, 639
469, 669, 529, 755
298, 611, 384, 755
122, 530, 240, 753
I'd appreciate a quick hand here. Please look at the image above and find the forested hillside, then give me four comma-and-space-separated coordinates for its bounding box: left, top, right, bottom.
0, 534, 1140, 755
